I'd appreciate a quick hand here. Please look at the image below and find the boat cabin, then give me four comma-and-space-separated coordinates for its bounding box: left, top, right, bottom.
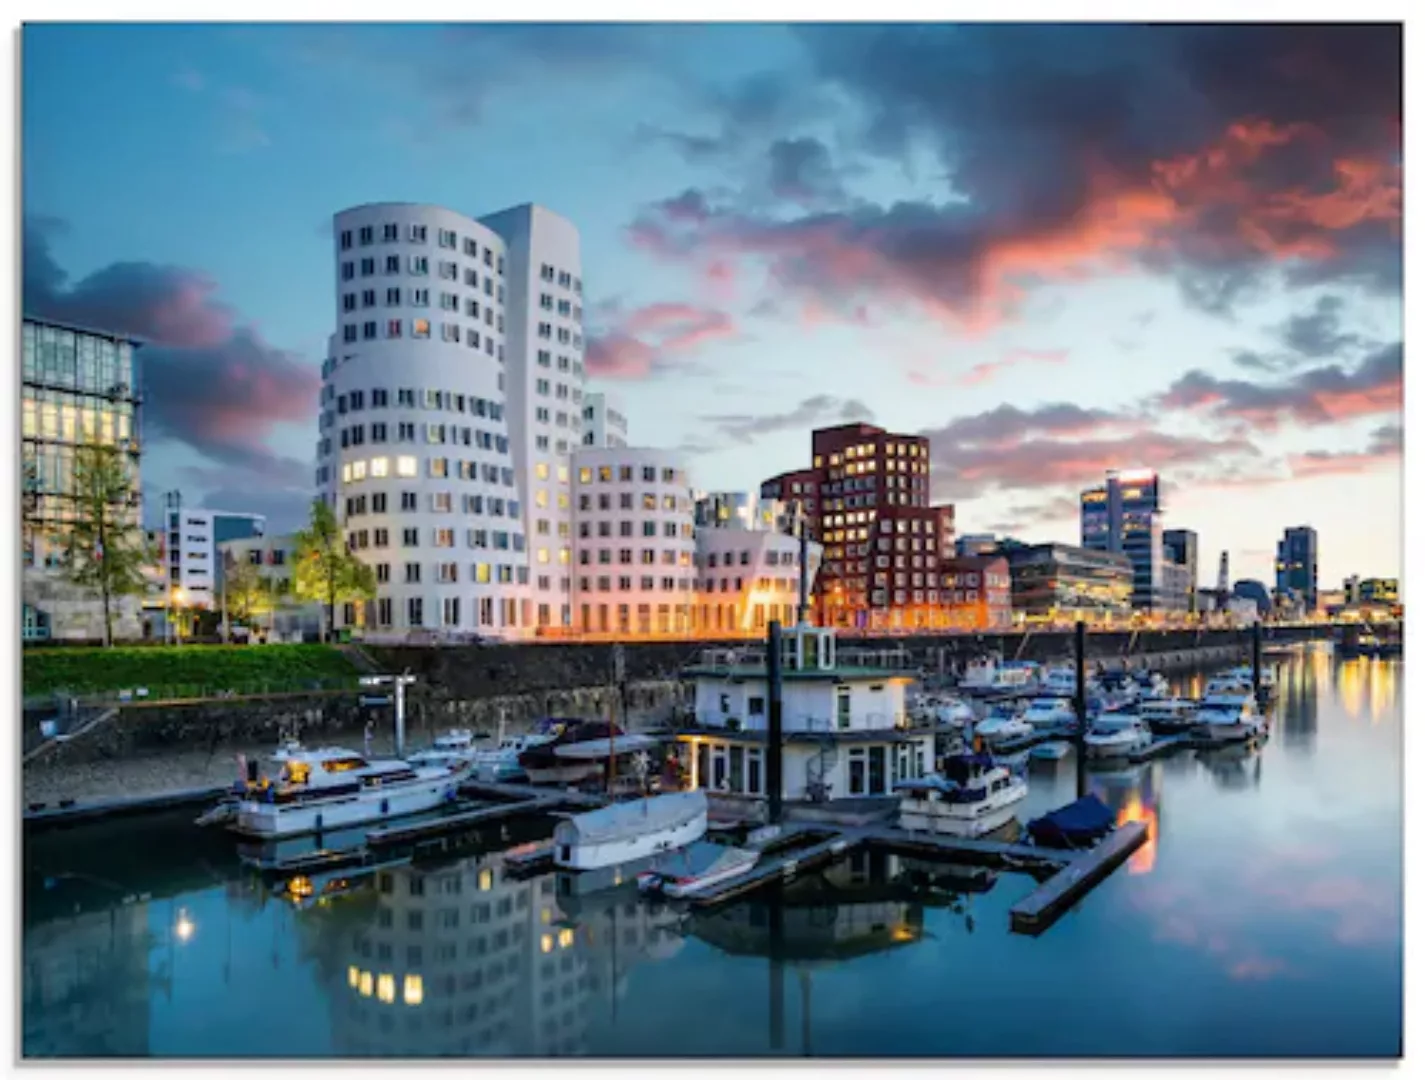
675, 624, 934, 805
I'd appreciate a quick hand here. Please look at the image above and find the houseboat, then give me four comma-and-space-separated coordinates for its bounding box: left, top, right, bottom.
552, 790, 709, 872
208, 742, 465, 839
672, 623, 935, 808
895, 752, 1027, 838
1040, 666, 1080, 697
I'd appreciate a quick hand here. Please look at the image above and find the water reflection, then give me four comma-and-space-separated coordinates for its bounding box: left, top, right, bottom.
1196, 741, 1264, 791
1089, 764, 1162, 875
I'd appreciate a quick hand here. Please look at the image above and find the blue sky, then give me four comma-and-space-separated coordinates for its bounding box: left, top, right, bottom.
22, 22, 1402, 589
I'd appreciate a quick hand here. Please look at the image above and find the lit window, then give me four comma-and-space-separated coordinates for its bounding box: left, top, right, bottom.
376, 973, 395, 1004
578, 467, 592, 483
403, 974, 423, 1006
371, 457, 389, 478
397, 455, 417, 477
352, 460, 367, 481
557, 928, 574, 948
341, 463, 352, 484
413, 318, 430, 339
347, 966, 360, 989
540, 934, 554, 954
358, 971, 373, 997
478, 868, 493, 891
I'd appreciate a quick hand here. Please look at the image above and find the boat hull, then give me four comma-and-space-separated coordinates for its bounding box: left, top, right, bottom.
523, 761, 604, 786
899, 793, 1025, 839
231, 775, 460, 839
1083, 736, 1151, 759
555, 808, 707, 872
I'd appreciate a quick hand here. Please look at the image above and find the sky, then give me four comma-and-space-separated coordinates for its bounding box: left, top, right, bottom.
20, 22, 1403, 590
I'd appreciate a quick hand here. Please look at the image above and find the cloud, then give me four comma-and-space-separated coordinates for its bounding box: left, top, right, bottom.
959, 347, 1068, 387
1234, 293, 1375, 372
702, 395, 874, 445
23, 216, 319, 487
1160, 341, 1402, 431
627, 25, 1400, 331
217, 87, 270, 154
584, 301, 738, 380
982, 494, 1081, 535
1286, 422, 1402, 480
766, 136, 849, 208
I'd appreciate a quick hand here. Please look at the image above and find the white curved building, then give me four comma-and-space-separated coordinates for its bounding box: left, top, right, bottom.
694, 528, 822, 637
570, 447, 696, 637
318, 203, 586, 639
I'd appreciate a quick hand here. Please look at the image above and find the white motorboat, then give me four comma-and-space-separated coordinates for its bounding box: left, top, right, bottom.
1193, 693, 1265, 742
926, 694, 977, 727
637, 840, 761, 899
974, 706, 1034, 747
406, 728, 486, 773
960, 657, 1039, 695
553, 790, 709, 872
1138, 698, 1199, 736
1212, 665, 1276, 698
1040, 667, 1080, 697
1083, 715, 1154, 759
221, 743, 464, 839
471, 718, 564, 781
896, 752, 1028, 838
1022, 697, 1078, 730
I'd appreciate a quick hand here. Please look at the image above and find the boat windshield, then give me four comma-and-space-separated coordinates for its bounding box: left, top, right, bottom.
324, 757, 369, 773
280, 761, 312, 785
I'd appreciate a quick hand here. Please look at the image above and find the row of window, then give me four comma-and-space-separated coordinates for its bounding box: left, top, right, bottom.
535, 322, 581, 348
337, 457, 517, 488
577, 464, 685, 486
577, 521, 696, 542
340, 254, 505, 300
345, 492, 521, 521
536, 293, 582, 321
534, 350, 582, 376
325, 386, 509, 419
326, 423, 513, 455
342, 287, 503, 326
816, 441, 926, 467
699, 549, 798, 569
341, 320, 502, 356
575, 547, 690, 567
537, 263, 582, 294
357, 559, 526, 585
339, 223, 505, 272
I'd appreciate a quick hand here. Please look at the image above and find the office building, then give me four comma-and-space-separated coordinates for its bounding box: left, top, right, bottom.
760, 423, 955, 630
1232, 579, 1272, 616
570, 447, 697, 636
217, 533, 324, 641
21, 315, 144, 641
581, 391, 628, 448
1275, 526, 1319, 611
1360, 578, 1398, 605
1081, 469, 1176, 611
159, 494, 266, 610
1001, 543, 1134, 621
954, 533, 1000, 558
940, 555, 1013, 629
318, 202, 588, 640
693, 495, 822, 637
1162, 528, 1199, 613
693, 491, 793, 533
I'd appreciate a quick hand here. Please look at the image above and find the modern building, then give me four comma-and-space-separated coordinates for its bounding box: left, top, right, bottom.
21, 315, 145, 642
158, 494, 266, 611
1359, 577, 1397, 606
319, 202, 588, 640
1275, 526, 1319, 612
939, 555, 1013, 629
217, 533, 324, 641
1162, 528, 1199, 614
693, 501, 822, 637
1232, 579, 1272, 616
569, 446, 697, 637
954, 533, 1000, 558
1001, 543, 1134, 622
693, 491, 793, 533
581, 391, 628, 449
760, 423, 955, 630
1081, 469, 1174, 611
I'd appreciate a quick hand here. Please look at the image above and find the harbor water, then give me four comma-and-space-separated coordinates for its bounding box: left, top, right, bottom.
22, 646, 1402, 1058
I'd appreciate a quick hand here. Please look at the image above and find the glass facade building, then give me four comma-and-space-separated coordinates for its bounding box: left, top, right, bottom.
1275, 526, 1319, 611
1003, 543, 1134, 620
1081, 469, 1173, 611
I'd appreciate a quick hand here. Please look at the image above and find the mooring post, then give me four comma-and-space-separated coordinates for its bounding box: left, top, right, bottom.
1075, 619, 1088, 799
394, 678, 407, 759
768, 620, 784, 826
1252, 621, 1263, 708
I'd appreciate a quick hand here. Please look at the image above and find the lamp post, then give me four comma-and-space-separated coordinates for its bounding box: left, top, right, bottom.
360, 672, 417, 757
170, 585, 187, 645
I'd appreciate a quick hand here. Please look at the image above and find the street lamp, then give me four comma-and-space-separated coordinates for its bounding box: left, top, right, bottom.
175, 907, 195, 943
170, 585, 188, 644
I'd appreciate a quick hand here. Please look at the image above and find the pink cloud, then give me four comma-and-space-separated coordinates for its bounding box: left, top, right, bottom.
959, 347, 1069, 387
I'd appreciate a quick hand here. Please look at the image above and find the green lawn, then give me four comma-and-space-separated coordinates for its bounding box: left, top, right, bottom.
22, 644, 360, 700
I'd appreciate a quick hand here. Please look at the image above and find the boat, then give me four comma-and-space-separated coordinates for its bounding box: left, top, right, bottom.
1026, 794, 1116, 849
1094, 670, 1140, 709
519, 720, 644, 785
1138, 698, 1199, 736
1083, 715, 1154, 759
471, 718, 566, 782
1214, 665, 1277, 698
1192, 692, 1264, 743
636, 841, 759, 899
405, 728, 486, 774
1029, 741, 1073, 762
895, 752, 1028, 838
1022, 696, 1078, 730
1130, 670, 1171, 701
959, 657, 1038, 696
1040, 666, 1080, 697
973, 704, 1034, 747
917, 693, 976, 727
552, 790, 709, 872
218, 743, 466, 839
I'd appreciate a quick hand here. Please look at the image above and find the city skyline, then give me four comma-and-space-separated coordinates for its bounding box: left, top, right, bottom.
20, 22, 1403, 588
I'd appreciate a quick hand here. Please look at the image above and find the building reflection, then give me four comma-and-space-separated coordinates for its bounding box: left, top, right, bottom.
1088, 763, 1162, 875
298, 847, 680, 1057
22, 902, 154, 1057
1277, 650, 1322, 751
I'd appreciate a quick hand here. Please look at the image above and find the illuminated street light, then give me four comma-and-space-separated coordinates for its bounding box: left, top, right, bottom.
175, 908, 195, 943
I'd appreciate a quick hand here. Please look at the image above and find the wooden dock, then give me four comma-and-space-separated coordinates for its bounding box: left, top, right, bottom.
1008, 820, 1149, 935
367, 797, 560, 848
854, 825, 1074, 872
23, 785, 230, 830
682, 833, 857, 907
458, 779, 608, 809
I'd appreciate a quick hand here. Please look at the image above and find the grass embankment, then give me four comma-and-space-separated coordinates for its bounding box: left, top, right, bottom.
22, 644, 361, 700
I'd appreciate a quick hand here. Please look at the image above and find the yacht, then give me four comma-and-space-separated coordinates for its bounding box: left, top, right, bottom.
1212, 665, 1277, 698
1040, 666, 1080, 697
471, 718, 565, 782
1138, 698, 1199, 736
1095, 671, 1140, 709
1022, 697, 1078, 730
896, 752, 1028, 838
518, 720, 657, 785
1083, 715, 1154, 759
973, 704, 1034, 747
928, 694, 977, 728
406, 729, 486, 774
552, 790, 708, 872
210, 742, 465, 839
1193, 693, 1265, 743
960, 658, 1038, 696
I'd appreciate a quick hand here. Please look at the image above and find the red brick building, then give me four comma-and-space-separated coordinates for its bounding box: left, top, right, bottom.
941, 555, 1013, 630
761, 423, 957, 631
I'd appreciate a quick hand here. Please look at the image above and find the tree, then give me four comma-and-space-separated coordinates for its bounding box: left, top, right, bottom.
292, 497, 376, 642
222, 556, 274, 628
58, 442, 150, 647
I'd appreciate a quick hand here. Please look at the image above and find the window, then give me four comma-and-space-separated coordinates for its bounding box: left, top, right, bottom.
384, 223, 399, 242
408, 224, 428, 243
413, 318, 430, 339
411, 288, 429, 306
409, 255, 429, 275
407, 596, 424, 626
385, 254, 400, 274
405, 562, 421, 583
386, 286, 401, 305
340, 229, 352, 250
438, 228, 456, 248
342, 293, 356, 312
397, 455, 418, 477
341, 261, 354, 281
386, 319, 403, 339
363, 321, 377, 340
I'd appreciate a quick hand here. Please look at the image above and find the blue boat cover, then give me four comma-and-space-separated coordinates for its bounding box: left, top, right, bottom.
1027, 794, 1116, 848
